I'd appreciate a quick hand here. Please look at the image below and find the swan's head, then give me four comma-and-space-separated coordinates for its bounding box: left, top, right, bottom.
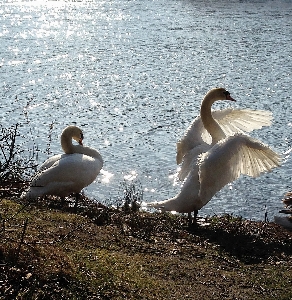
62, 125, 84, 145
206, 87, 236, 102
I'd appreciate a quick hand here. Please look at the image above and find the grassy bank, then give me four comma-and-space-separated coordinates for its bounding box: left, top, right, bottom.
1, 197, 292, 299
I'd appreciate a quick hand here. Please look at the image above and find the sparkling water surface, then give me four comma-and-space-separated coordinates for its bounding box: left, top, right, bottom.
0, 0, 291, 220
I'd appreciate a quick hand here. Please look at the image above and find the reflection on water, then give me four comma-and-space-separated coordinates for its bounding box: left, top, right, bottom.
100, 169, 114, 184
0, 0, 291, 220
124, 170, 138, 181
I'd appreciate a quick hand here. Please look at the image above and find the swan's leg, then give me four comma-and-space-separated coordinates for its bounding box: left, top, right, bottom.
194, 209, 198, 219
188, 212, 193, 226
193, 209, 198, 223
188, 210, 198, 226
74, 193, 79, 213
60, 197, 65, 206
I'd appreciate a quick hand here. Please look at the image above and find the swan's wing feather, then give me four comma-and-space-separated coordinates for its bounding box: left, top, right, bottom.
176, 116, 212, 164
32, 155, 86, 186
176, 109, 271, 165
213, 109, 272, 136
198, 134, 281, 207
30, 154, 102, 197
178, 143, 210, 181
37, 154, 62, 172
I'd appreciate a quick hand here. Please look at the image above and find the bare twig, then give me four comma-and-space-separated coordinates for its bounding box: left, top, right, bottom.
15, 218, 29, 262
0, 124, 38, 196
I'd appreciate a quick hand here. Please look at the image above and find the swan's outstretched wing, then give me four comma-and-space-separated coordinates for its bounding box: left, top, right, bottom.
213, 109, 272, 136
198, 134, 281, 207
176, 109, 272, 165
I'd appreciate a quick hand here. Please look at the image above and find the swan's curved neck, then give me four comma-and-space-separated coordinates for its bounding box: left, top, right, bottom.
80, 146, 104, 163
61, 133, 103, 163
61, 134, 76, 154
200, 94, 225, 144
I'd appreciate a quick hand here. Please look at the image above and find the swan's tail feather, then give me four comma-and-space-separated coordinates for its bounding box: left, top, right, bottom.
20, 187, 42, 200
146, 201, 166, 211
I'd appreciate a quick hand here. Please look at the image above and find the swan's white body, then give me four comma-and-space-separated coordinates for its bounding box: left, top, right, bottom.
22, 126, 103, 200
148, 88, 281, 214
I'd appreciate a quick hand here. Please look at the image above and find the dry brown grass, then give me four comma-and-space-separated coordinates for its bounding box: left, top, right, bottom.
1, 197, 292, 299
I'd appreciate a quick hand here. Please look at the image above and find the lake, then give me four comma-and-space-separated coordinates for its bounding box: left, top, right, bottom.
0, 0, 291, 220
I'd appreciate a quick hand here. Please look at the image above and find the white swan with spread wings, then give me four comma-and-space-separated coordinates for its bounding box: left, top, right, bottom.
147, 88, 281, 217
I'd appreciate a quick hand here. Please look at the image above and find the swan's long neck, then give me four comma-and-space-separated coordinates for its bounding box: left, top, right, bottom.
61, 133, 76, 154
200, 94, 226, 144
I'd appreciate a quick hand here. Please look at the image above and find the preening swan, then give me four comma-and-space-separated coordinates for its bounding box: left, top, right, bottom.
22, 125, 103, 210
147, 88, 281, 221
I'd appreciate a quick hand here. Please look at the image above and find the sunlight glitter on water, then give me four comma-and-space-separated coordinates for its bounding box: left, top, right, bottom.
144, 187, 156, 193
100, 169, 114, 184
1, 0, 291, 221
123, 170, 138, 181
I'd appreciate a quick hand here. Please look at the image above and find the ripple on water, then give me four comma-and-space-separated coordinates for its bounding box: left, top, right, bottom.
0, 0, 291, 220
